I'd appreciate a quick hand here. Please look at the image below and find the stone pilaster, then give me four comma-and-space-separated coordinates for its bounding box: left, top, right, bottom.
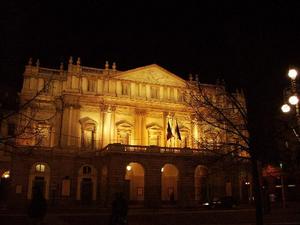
101, 105, 115, 148
144, 166, 162, 208
135, 109, 146, 145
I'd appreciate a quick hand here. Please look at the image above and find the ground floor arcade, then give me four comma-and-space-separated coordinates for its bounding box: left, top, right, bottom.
0, 144, 252, 209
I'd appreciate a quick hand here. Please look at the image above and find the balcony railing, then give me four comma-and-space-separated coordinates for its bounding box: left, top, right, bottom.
102, 143, 216, 156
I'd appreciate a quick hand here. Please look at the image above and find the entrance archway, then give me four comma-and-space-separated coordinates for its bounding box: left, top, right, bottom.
161, 164, 178, 202
28, 163, 50, 200
124, 162, 145, 201
0, 171, 10, 205
195, 165, 208, 202
77, 165, 97, 203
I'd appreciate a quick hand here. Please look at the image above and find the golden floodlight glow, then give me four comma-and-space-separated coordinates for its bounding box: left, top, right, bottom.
126, 165, 132, 171
288, 69, 298, 80
288, 95, 299, 105
2, 171, 10, 179
281, 104, 291, 113
161, 167, 164, 172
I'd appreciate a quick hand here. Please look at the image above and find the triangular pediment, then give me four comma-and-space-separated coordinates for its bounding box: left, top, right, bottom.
113, 64, 187, 87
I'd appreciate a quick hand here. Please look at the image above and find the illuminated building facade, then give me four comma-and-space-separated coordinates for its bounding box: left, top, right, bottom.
0, 58, 251, 208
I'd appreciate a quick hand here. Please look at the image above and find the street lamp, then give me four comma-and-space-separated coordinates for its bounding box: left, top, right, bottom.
281, 68, 300, 124
279, 68, 299, 209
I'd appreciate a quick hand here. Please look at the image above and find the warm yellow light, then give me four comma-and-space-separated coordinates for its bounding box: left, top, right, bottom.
288, 95, 299, 105
35, 164, 45, 172
288, 69, 298, 80
2, 171, 10, 179
126, 165, 132, 171
161, 168, 164, 172
281, 104, 291, 113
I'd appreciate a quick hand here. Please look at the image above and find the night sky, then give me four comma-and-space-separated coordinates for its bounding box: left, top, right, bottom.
1, 1, 300, 157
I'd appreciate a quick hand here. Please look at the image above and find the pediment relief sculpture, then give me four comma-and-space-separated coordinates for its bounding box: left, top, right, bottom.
146, 122, 162, 131
114, 64, 186, 87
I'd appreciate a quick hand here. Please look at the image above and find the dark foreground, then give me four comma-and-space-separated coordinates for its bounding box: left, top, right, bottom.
1, 203, 300, 225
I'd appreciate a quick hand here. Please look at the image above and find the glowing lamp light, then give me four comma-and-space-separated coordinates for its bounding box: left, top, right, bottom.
288, 69, 298, 80
126, 165, 132, 171
281, 104, 291, 113
2, 171, 10, 179
161, 168, 164, 172
288, 95, 299, 105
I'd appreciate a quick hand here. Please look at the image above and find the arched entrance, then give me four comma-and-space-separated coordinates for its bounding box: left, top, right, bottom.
195, 165, 208, 203
28, 163, 50, 200
0, 171, 10, 206
124, 162, 145, 202
77, 165, 97, 204
161, 164, 178, 202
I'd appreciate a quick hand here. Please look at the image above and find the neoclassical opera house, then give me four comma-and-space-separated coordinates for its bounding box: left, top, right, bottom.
0, 57, 251, 208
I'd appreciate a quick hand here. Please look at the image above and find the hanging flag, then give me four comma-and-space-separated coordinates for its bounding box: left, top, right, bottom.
167, 121, 173, 140
175, 120, 182, 140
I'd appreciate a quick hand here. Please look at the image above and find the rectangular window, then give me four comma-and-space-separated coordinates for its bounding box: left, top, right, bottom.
138, 84, 146, 97
122, 83, 129, 95
169, 88, 174, 100
87, 79, 96, 92
150, 86, 159, 99
164, 87, 168, 99
43, 80, 52, 94
177, 90, 183, 102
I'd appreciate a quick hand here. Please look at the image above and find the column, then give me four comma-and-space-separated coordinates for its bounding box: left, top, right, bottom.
141, 111, 147, 145
101, 105, 112, 148
135, 109, 147, 146
110, 106, 116, 143
67, 106, 73, 146
163, 112, 168, 146
134, 109, 142, 145
191, 118, 199, 149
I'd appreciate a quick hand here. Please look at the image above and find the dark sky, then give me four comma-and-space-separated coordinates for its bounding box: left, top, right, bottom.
1, 1, 300, 149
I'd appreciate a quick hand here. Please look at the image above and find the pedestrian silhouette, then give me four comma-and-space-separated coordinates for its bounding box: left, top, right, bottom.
28, 185, 47, 225
110, 192, 128, 225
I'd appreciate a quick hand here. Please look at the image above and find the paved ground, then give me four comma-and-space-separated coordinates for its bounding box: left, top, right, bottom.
1, 202, 300, 225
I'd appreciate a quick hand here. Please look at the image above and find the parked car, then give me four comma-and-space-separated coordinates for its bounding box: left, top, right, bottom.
202, 196, 238, 209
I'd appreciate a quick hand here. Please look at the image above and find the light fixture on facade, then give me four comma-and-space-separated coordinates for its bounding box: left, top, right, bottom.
161, 167, 164, 172
2, 171, 10, 179
126, 165, 132, 171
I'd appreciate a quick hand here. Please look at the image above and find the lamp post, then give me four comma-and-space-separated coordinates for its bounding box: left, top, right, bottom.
281, 68, 300, 125
280, 68, 300, 209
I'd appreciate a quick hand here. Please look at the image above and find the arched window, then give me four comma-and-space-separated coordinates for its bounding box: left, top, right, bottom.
77, 165, 97, 202
79, 117, 98, 150
116, 120, 133, 145
147, 123, 162, 146
35, 164, 45, 172
36, 123, 52, 147
28, 163, 50, 200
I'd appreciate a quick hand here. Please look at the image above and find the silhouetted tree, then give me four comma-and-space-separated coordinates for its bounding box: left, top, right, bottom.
185, 78, 264, 225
